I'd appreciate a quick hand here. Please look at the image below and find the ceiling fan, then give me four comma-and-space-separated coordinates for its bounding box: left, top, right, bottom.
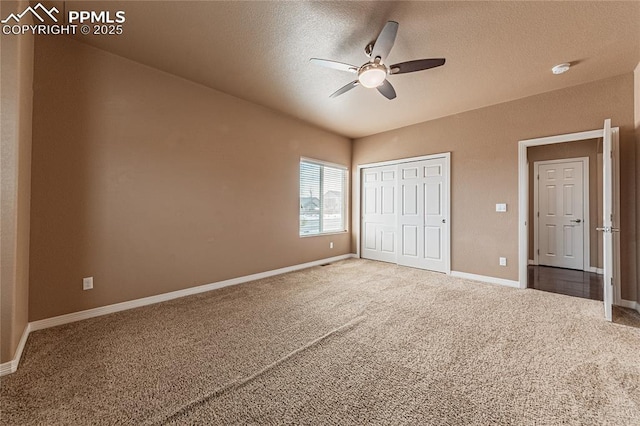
310, 21, 445, 100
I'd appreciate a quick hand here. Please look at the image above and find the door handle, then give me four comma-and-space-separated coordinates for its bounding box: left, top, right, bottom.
597, 227, 620, 233
570, 219, 581, 223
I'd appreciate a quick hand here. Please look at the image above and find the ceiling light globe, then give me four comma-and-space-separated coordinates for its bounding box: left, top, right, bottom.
551, 63, 571, 75
358, 64, 387, 88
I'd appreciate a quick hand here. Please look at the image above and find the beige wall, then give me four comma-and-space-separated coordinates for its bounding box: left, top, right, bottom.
527, 139, 603, 269
29, 36, 351, 321
352, 74, 637, 300
635, 63, 640, 305
11, 33, 640, 329
0, 1, 33, 363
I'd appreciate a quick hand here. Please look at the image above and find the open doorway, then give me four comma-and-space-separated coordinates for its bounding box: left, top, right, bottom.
527, 140, 603, 301
518, 120, 620, 321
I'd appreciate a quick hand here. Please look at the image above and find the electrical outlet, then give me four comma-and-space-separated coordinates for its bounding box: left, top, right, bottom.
499, 257, 507, 266
496, 203, 507, 212
329, 242, 334, 249
83, 277, 93, 290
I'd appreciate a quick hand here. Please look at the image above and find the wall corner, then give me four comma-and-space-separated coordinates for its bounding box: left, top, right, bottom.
634, 63, 640, 305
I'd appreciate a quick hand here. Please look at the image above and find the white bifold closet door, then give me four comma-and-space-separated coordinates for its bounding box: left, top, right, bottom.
361, 165, 398, 263
397, 158, 449, 272
361, 155, 450, 273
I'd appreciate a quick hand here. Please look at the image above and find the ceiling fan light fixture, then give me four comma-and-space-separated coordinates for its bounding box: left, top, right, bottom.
358, 63, 387, 88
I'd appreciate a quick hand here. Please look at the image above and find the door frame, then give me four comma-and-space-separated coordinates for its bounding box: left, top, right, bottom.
533, 157, 590, 272
518, 127, 620, 305
355, 152, 451, 274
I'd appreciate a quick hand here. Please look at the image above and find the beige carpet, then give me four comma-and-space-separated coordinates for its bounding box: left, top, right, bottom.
1, 259, 639, 425
614, 306, 640, 329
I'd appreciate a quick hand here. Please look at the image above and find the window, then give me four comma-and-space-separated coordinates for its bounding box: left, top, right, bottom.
299, 159, 348, 236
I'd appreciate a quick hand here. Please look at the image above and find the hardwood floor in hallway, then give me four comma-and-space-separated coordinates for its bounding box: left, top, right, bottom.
527, 265, 603, 301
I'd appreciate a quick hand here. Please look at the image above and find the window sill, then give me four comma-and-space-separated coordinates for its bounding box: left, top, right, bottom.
299, 230, 349, 238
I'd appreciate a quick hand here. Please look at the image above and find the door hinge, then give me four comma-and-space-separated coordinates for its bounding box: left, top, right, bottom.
537, 211, 539, 218
611, 277, 614, 286
537, 249, 539, 255
537, 174, 539, 180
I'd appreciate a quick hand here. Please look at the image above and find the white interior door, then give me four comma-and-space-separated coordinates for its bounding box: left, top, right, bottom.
397, 163, 423, 268
397, 158, 450, 272
361, 165, 398, 263
537, 160, 585, 270
601, 119, 614, 321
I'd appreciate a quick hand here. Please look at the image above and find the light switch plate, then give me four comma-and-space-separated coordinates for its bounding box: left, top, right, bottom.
499, 257, 507, 266
496, 203, 507, 212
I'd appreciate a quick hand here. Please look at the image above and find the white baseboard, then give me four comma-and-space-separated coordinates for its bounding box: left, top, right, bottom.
0, 363, 11, 376
528, 261, 603, 275
451, 271, 520, 288
588, 266, 604, 275
30, 254, 357, 332
0, 323, 31, 377
619, 299, 640, 314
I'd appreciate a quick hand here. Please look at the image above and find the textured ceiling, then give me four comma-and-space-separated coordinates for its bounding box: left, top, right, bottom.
58, 1, 640, 138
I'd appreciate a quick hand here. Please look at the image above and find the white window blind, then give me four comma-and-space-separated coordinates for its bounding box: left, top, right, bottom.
300, 159, 347, 236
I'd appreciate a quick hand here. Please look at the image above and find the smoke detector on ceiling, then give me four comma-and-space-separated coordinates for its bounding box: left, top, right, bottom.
551, 63, 571, 75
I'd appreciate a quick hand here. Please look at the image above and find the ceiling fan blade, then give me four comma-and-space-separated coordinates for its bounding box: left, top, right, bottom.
390, 58, 446, 75
377, 79, 396, 100
371, 21, 399, 62
330, 81, 359, 98
310, 58, 358, 73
